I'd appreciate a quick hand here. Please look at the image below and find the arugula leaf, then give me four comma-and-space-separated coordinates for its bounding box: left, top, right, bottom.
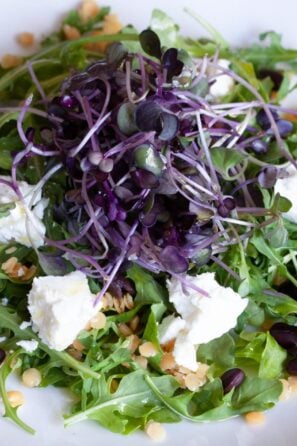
237, 32, 297, 69
0, 352, 35, 434
127, 264, 167, 304
65, 370, 178, 433
197, 333, 236, 370
63, 7, 110, 34
210, 148, 245, 180
0, 305, 100, 379
150, 9, 180, 48
146, 374, 282, 422
143, 302, 166, 345
231, 376, 282, 412
259, 333, 287, 380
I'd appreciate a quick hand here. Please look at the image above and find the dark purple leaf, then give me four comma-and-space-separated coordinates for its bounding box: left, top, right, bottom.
135, 101, 162, 132
158, 112, 179, 141
159, 245, 189, 273
38, 252, 71, 276
162, 48, 184, 82
223, 197, 236, 211
258, 166, 277, 188
140, 211, 157, 227
106, 42, 128, 69
117, 102, 138, 135
139, 29, 162, 59
131, 168, 160, 189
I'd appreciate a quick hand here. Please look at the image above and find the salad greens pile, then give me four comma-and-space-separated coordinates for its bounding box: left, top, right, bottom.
0, 2, 297, 437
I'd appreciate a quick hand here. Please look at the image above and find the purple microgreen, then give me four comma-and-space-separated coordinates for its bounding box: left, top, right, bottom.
139, 29, 162, 59
158, 112, 180, 141
133, 144, 164, 176
159, 245, 189, 274
117, 102, 138, 136
162, 48, 184, 82
134, 101, 162, 132
258, 166, 278, 188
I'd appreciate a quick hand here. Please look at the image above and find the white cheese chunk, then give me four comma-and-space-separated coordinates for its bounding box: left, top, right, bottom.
28, 271, 100, 351
158, 314, 185, 345
274, 164, 297, 223
0, 176, 48, 247
19, 321, 31, 330
173, 334, 198, 372
159, 273, 248, 371
209, 59, 235, 98
16, 339, 39, 353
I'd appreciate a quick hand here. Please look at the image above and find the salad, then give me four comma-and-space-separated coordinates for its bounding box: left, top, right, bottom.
1, 0, 297, 440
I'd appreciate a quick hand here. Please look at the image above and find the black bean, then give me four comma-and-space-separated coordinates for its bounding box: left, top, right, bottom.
276, 119, 294, 138
270, 322, 297, 350
256, 109, 279, 130
221, 368, 245, 394
286, 358, 297, 375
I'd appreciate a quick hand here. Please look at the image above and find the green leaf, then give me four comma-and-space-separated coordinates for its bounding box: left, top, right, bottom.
259, 333, 287, 379
236, 332, 267, 364
0, 112, 19, 129
0, 305, 100, 379
150, 9, 180, 48
232, 60, 269, 99
251, 230, 282, 265
184, 8, 228, 48
197, 333, 235, 370
210, 147, 245, 179
252, 291, 297, 317
232, 376, 282, 412
271, 193, 292, 213
65, 370, 178, 433
0, 352, 35, 434
143, 303, 166, 345
63, 6, 110, 34
127, 264, 167, 304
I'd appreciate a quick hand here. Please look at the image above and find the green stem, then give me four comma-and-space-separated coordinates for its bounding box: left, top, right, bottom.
30, 32, 139, 61
0, 59, 61, 92
0, 354, 35, 434
285, 270, 297, 288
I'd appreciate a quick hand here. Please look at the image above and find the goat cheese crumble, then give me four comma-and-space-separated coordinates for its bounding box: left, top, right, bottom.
28, 271, 100, 351
209, 59, 235, 98
274, 164, 297, 223
159, 273, 248, 371
0, 176, 48, 248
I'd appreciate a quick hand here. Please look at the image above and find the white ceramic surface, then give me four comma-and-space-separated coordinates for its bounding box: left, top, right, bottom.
1, 1, 297, 445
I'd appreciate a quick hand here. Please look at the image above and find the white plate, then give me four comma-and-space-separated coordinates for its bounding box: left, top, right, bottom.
1, 1, 297, 445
